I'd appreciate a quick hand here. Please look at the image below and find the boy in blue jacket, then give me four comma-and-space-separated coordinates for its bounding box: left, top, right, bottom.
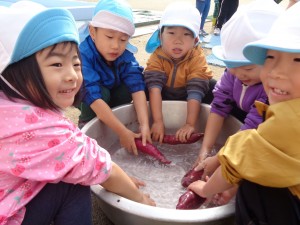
78, 0, 151, 154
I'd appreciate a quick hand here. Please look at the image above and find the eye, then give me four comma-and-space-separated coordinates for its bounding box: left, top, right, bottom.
265, 55, 274, 60
52, 63, 62, 67
294, 58, 300, 62
184, 32, 192, 36
105, 35, 113, 39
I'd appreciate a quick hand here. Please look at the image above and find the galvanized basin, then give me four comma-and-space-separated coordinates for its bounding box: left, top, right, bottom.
82, 101, 241, 225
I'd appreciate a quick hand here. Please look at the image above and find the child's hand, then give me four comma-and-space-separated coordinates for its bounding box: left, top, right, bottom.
211, 186, 237, 206
119, 129, 140, 155
130, 176, 146, 188
139, 124, 152, 145
176, 124, 195, 143
151, 121, 164, 143
195, 156, 220, 179
187, 180, 207, 198
139, 193, 156, 206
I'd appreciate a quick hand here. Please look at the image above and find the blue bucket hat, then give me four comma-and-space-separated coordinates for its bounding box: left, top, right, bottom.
89, 0, 137, 54
145, 2, 201, 53
243, 2, 300, 65
212, 0, 283, 68
0, 1, 79, 74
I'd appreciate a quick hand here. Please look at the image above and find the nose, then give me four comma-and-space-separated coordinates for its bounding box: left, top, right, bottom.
110, 39, 120, 49
65, 66, 79, 82
174, 34, 183, 44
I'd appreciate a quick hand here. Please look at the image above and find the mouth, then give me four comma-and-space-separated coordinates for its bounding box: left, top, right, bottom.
108, 52, 119, 57
272, 87, 288, 95
59, 88, 75, 94
172, 48, 182, 54
241, 80, 251, 84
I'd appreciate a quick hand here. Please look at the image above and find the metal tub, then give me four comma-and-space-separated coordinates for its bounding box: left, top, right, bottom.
82, 101, 241, 225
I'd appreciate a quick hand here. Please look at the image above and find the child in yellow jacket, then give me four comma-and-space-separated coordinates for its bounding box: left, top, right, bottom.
189, 3, 300, 224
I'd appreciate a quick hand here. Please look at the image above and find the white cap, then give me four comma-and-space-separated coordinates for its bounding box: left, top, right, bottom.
212, 0, 283, 68
145, 2, 201, 53
87, 0, 137, 53
243, 2, 300, 65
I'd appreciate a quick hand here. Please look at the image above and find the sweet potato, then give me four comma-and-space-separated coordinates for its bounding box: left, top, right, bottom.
134, 138, 171, 164
162, 132, 204, 145
176, 190, 206, 209
181, 168, 204, 188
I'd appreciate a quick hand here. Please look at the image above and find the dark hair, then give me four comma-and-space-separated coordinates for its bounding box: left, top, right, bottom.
0, 42, 84, 111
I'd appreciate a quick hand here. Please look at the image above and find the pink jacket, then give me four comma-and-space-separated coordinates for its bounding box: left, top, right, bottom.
0, 92, 112, 225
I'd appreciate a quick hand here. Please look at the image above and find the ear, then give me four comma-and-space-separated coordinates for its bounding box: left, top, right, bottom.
89, 26, 96, 41
194, 37, 199, 45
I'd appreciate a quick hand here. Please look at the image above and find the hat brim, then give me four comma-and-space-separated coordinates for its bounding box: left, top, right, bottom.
212, 45, 252, 68
126, 42, 137, 54
243, 37, 300, 65
145, 29, 160, 53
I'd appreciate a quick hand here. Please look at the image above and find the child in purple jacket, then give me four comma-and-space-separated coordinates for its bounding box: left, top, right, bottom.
192, 0, 283, 197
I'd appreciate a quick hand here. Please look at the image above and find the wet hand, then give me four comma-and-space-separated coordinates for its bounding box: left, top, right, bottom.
211, 186, 237, 206
175, 124, 195, 143
140, 124, 152, 145
201, 156, 220, 179
119, 129, 140, 155
141, 193, 156, 206
151, 121, 164, 143
188, 180, 207, 198
130, 176, 146, 188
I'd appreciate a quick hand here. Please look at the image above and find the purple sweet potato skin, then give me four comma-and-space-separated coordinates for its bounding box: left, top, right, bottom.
162, 133, 204, 145
176, 190, 206, 209
181, 168, 204, 188
134, 138, 171, 164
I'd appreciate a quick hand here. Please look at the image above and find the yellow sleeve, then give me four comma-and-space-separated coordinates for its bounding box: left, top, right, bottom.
218, 99, 300, 190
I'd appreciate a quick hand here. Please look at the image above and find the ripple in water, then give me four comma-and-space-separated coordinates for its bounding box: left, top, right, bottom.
112, 141, 218, 209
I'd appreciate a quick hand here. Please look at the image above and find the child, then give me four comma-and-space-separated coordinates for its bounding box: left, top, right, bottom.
78, 0, 151, 155
189, 3, 300, 224
0, 2, 155, 225
144, 2, 214, 143
194, 0, 283, 176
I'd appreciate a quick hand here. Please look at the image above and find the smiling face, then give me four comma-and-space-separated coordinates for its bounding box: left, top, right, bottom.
260, 50, 300, 105
228, 64, 262, 86
160, 26, 196, 62
36, 42, 83, 109
89, 27, 129, 65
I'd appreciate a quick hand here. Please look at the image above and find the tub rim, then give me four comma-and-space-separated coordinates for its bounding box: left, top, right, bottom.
91, 185, 235, 222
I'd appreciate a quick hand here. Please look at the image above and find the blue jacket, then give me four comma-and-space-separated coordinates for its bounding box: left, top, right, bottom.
79, 36, 145, 105
211, 69, 268, 130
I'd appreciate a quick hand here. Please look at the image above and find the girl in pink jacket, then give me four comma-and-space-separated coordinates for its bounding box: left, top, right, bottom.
0, 2, 155, 225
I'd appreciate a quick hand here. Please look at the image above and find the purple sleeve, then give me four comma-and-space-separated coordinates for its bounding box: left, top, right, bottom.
210, 69, 236, 117
241, 85, 268, 130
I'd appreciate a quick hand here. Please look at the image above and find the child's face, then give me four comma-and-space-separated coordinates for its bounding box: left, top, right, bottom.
160, 26, 196, 62
89, 27, 129, 65
228, 64, 261, 86
36, 42, 83, 109
260, 50, 300, 105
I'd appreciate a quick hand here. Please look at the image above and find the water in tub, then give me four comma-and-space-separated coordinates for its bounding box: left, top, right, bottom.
111, 139, 220, 209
